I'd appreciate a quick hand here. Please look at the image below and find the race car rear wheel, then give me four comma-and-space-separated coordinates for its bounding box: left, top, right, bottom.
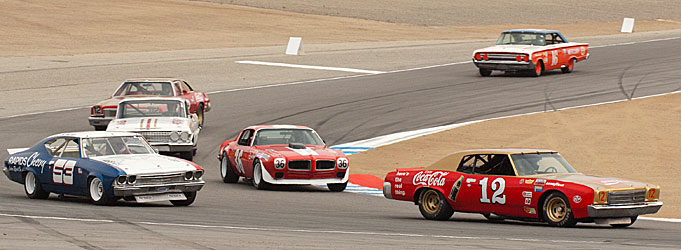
197, 104, 205, 128
542, 192, 576, 227
418, 189, 454, 221
170, 191, 197, 206
24, 171, 50, 199
532, 61, 544, 77
252, 159, 270, 190
220, 155, 239, 183
561, 58, 575, 73
479, 68, 492, 77
328, 182, 347, 192
88, 177, 115, 205
611, 216, 638, 228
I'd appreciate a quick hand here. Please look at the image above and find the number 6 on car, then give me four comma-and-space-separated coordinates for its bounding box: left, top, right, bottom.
383, 149, 662, 228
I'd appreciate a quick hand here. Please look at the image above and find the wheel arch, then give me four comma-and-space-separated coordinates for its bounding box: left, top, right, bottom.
537, 189, 564, 220
413, 186, 447, 205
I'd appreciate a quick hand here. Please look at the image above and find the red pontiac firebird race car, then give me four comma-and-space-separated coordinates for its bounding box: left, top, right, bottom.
88, 78, 211, 130
383, 149, 662, 227
217, 125, 349, 191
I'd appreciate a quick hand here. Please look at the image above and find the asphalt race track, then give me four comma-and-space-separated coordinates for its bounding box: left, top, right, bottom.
1, 39, 681, 249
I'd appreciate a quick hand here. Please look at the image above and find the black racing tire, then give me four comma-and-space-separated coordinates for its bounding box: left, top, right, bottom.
479, 68, 492, 77
220, 155, 239, 183
88, 177, 116, 205
252, 159, 270, 190
532, 61, 544, 77
611, 216, 638, 228
561, 58, 576, 73
94, 126, 107, 131
542, 192, 577, 227
328, 182, 348, 192
24, 172, 50, 199
197, 104, 205, 128
180, 151, 193, 161
418, 189, 454, 221
170, 191, 197, 206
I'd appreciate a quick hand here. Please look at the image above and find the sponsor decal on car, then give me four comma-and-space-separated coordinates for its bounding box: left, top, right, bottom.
394, 190, 406, 196
394, 183, 402, 189
535, 179, 546, 185
598, 179, 630, 186
523, 206, 537, 214
534, 186, 543, 192
412, 171, 448, 186
525, 198, 532, 205
519, 179, 524, 184
394, 177, 402, 183
546, 182, 564, 187
522, 191, 533, 198
7, 152, 47, 168
396, 172, 409, 177
525, 179, 534, 184
573, 195, 582, 203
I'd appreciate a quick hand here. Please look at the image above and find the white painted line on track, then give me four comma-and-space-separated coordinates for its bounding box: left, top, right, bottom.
2, 212, 668, 245
2, 36, 678, 120
639, 217, 681, 223
235, 60, 386, 74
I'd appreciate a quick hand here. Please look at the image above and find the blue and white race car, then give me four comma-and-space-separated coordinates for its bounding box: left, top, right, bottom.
3, 131, 204, 206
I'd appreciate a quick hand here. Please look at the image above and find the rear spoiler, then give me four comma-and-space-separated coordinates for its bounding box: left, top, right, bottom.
7, 148, 29, 154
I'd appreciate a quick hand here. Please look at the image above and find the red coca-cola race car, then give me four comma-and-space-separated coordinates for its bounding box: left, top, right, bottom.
217, 125, 349, 191
89, 78, 211, 130
383, 149, 662, 227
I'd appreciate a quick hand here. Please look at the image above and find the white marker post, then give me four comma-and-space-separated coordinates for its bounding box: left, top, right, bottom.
621, 18, 635, 33
285, 37, 303, 55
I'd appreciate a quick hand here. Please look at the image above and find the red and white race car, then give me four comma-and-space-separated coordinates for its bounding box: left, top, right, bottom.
383, 149, 662, 227
89, 78, 211, 130
472, 29, 589, 77
217, 125, 349, 191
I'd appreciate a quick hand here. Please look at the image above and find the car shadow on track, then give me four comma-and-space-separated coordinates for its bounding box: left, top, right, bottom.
387, 215, 646, 230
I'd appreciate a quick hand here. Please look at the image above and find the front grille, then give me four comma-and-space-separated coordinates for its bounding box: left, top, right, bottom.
608, 190, 646, 205
288, 160, 311, 170
487, 53, 521, 61
315, 160, 335, 170
104, 109, 117, 118
138, 131, 172, 143
136, 173, 185, 185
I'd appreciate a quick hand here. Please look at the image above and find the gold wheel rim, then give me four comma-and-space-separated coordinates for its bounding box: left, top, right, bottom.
422, 190, 441, 214
546, 197, 567, 222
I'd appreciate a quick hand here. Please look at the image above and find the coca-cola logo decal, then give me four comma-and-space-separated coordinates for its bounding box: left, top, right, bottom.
412, 171, 449, 186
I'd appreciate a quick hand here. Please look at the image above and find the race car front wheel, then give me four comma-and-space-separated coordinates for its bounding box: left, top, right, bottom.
24, 171, 49, 199
542, 192, 576, 227
170, 191, 197, 206
88, 177, 116, 205
418, 189, 454, 221
252, 159, 270, 190
561, 58, 575, 73
197, 104, 205, 128
220, 156, 239, 183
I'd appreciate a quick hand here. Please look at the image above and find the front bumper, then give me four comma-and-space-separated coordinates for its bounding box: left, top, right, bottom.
261, 164, 349, 185
473, 60, 535, 71
2, 167, 9, 178
204, 102, 212, 112
150, 143, 194, 153
587, 201, 663, 218
113, 181, 204, 197
88, 116, 113, 127
383, 182, 392, 199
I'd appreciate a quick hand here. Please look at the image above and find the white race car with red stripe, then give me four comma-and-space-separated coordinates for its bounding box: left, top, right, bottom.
473, 29, 589, 77
217, 125, 349, 191
106, 97, 200, 161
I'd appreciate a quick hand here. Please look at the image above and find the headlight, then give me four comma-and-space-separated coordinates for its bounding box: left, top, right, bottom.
180, 132, 190, 141
127, 175, 137, 184
336, 158, 349, 169
194, 170, 203, 179
116, 175, 127, 185
170, 132, 180, 142
274, 158, 286, 169
184, 171, 193, 180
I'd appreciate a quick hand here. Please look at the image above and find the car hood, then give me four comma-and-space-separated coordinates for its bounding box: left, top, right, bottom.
95, 96, 161, 107
107, 117, 192, 131
91, 154, 197, 175
529, 173, 657, 191
258, 145, 343, 159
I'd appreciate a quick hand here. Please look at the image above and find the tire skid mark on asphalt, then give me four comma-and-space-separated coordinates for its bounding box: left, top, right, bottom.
13, 214, 104, 250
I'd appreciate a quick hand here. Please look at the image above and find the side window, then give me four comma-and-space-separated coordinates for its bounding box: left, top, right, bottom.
237, 130, 254, 146
44, 138, 67, 156
457, 155, 477, 174
173, 82, 183, 96
553, 33, 564, 43
474, 154, 515, 176
59, 139, 81, 158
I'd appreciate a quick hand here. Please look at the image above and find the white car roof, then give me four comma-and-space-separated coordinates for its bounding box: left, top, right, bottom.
53, 131, 141, 138
117, 97, 186, 103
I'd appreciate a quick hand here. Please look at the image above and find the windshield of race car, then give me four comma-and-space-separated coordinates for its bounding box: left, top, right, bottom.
253, 129, 325, 146
118, 100, 186, 118
496, 32, 546, 46
511, 153, 578, 176
82, 136, 154, 157
114, 82, 174, 96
